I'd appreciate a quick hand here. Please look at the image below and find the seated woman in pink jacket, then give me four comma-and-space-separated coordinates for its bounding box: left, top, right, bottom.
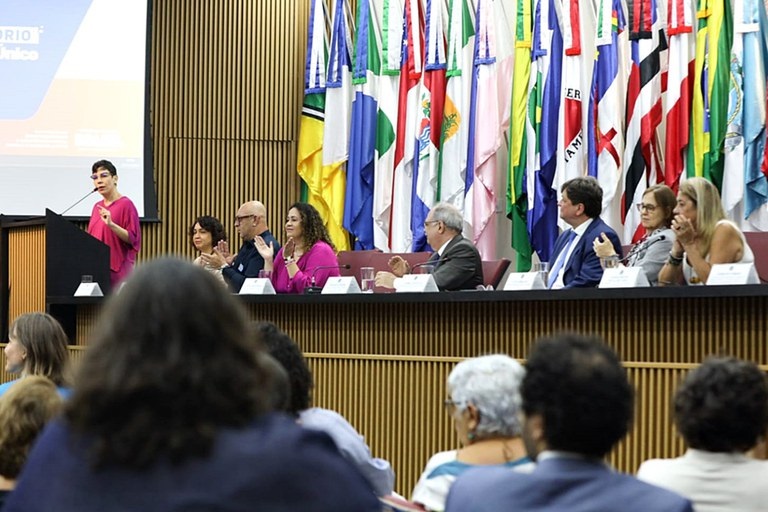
254, 202, 339, 294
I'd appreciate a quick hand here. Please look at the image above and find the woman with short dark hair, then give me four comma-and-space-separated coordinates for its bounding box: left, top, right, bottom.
189, 215, 228, 283
2, 259, 379, 512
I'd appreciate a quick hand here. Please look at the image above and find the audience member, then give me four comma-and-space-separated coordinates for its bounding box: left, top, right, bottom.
0, 376, 63, 507
658, 177, 754, 285
190, 215, 228, 284
256, 321, 394, 496
0, 312, 70, 398
375, 202, 483, 291
548, 177, 622, 288
2, 259, 379, 512
638, 357, 768, 511
203, 200, 280, 292
255, 202, 340, 293
86, 159, 141, 286
593, 184, 676, 285
411, 355, 532, 511
445, 333, 692, 512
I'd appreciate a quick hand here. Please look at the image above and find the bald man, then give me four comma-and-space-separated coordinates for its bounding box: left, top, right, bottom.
202, 201, 280, 292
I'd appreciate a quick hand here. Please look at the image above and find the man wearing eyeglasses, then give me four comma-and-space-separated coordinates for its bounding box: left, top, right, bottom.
375, 202, 483, 291
203, 201, 280, 292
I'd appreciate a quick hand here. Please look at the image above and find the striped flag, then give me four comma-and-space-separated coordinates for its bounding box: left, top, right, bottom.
528, 0, 563, 263
555, 0, 596, 199
664, 0, 696, 193
321, 0, 354, 251
687, 0, 733, 190
588, 0, 629, 234
740, 0, 768, 219
437, 0, 475, 215
372, 0, 403, 251
507, 0, 533, 271
411, 0, 447, 251
389, 0, 424, 252
298, 0, 329, 220
621, 0, 665, 243
344, 0, 380, 250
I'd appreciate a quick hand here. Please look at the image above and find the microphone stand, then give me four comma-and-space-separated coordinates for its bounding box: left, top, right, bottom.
60, 188, 98, 216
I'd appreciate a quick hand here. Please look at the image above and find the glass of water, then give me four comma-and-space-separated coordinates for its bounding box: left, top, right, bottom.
360, 267, 375, 293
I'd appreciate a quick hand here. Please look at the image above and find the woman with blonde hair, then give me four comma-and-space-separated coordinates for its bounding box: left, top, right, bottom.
658, 178, 754, 285
1, 313, 70, 397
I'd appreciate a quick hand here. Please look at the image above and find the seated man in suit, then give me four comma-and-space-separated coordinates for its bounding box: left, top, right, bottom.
375, 202, 483, 291
445, 333, 693, 512
202, 200, 280, 292
548, 176, 622, 288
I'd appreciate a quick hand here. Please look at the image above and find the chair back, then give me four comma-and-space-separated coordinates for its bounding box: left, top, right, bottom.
744, 232, 768, 283
482, 259, 511, 288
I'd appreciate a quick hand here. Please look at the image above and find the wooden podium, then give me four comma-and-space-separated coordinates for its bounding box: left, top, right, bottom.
0, 209, 109, 340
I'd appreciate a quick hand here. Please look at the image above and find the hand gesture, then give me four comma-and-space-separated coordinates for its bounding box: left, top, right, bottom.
592, 232, 617, 258
201, 251, 226, 268
253, 235, 274, 262
375, 271, 397, 289
98, 206, 112, 226
388, 255, 410, 277
215, 240, 232, 263
283, 237, 296, 259
672, 215, 696, 247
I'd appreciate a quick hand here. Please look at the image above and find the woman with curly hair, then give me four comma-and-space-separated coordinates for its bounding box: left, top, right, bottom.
2, 259, 379, 512
0, 312, 70, 398
189, 215, 228, 283
254, 202, 340, 293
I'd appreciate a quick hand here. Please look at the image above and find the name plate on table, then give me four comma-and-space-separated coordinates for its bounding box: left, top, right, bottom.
73, 282, 104, 297
395, 274, 439, 293
321, 276, 361, 294
503, 272, 546, 291
598, 267, 649, 288
239, 278, 276, 295
707, 263, 759, 285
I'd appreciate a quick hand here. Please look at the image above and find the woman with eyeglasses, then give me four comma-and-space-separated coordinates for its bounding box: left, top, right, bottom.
411, 355, 533, 512
86, 159, 141, 286
189, 215, 228, 285
592, 184, 676, 285
254, 202, 340, 294
657, 177, 754, 285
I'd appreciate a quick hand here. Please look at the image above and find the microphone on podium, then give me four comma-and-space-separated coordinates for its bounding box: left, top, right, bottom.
410, 256, 452, 273
621, 235, 667, 264
303, 263, 351, 294
60, 188, 98, 216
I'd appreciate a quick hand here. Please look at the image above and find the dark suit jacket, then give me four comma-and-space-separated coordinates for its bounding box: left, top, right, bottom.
222, 230, 280, 292
550, 218, 621, 288
445, 456, 693, 512
432, 235, 483, 291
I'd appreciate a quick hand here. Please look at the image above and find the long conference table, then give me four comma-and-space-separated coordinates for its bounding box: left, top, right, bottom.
42, 285, 768, 493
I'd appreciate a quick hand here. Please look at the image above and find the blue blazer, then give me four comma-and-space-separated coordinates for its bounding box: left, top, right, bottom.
446, 456, 693, 512
550, 218, 622, 288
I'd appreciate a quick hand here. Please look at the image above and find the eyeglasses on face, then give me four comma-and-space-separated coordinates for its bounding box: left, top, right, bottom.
636, 203, 658, 213
90, 171, 112, 180
234, 214, 258, 224
424, 220, 440, 229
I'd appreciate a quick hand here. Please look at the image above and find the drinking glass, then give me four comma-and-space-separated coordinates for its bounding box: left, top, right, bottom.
360, 267, 375, 293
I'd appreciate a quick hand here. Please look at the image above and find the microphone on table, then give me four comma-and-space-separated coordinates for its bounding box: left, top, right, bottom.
60, 188, 98, 216
410, 256, 452, 273
303, 264, 351, 294
621, 235, 667, 264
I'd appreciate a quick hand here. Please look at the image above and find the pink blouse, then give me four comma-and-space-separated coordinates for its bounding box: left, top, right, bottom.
272, 241, 339, 294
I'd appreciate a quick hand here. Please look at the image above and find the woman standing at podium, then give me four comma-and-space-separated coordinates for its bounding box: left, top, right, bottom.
86, 160, 141, 286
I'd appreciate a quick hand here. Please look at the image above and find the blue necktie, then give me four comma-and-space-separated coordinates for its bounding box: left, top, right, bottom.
548, 230, 577, 289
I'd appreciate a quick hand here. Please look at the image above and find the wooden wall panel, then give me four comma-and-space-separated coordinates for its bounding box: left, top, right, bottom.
7, 227, 45, 319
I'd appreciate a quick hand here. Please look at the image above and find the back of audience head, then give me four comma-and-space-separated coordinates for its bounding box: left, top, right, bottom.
65, 258, 278, 469
0, 376, 63, 481
522, 333, 633, 459
5, 312, 69, 387
674, 356, 768, 453
255, 321, 313, 417
447, 355, 525, 441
